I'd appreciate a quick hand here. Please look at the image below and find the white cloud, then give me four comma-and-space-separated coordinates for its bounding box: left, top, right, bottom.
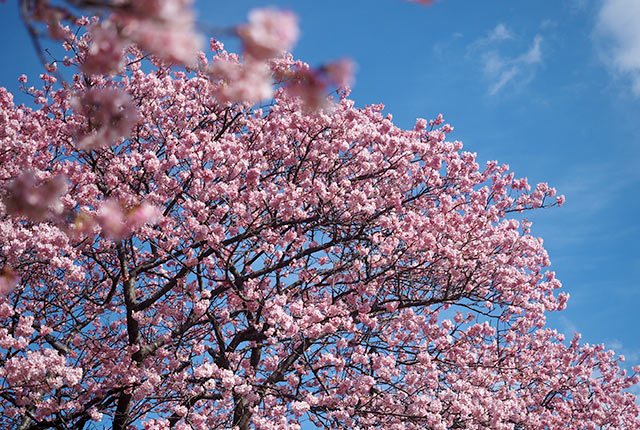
470, 23, 513, 50
474, 28, 544, 96
570, 0, 590, 12
487, 64, 518, 95
596, 0, 640, 95
521, 35, 543, 64
488, 23, 513, 42
556, 315, 580, 338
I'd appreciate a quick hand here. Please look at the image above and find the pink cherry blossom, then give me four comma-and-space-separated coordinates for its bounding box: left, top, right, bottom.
82, 21, 126, 75
71, 87, 139, 149
2, 170, 67, 220
238, 8, 299, 60
323, 58, 356, 88
95, 198, 127, 239
0, 3, 637, 430
273, 57, 357, 111
96, 199, 160, 240
118, 14, 202, 66
112, 0, 203, 66
283, 69, 332, 111
209, 56, 274, 104
0, 266, 18, 296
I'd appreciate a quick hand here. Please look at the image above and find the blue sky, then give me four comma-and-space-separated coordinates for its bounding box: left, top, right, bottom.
1, 0, 639, 386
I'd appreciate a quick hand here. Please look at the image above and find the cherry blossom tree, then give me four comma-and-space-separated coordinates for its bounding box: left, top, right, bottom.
1, 1, 640, 430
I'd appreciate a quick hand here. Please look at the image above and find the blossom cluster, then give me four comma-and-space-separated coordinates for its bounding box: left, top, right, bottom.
21, 1, 355, 110
1, 52, 638, 428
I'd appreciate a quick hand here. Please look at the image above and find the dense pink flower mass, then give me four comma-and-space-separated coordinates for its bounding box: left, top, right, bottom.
0, 2, 639, 430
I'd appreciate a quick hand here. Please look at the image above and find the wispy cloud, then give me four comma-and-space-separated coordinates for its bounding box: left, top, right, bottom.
556, 315, 580, 338
552, 158, 640, 218
470, 24, 544, 95
487, 23, 513, 42
595, 0, 640, 95
469, 23, 514, 50
569, 0, 589, 13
